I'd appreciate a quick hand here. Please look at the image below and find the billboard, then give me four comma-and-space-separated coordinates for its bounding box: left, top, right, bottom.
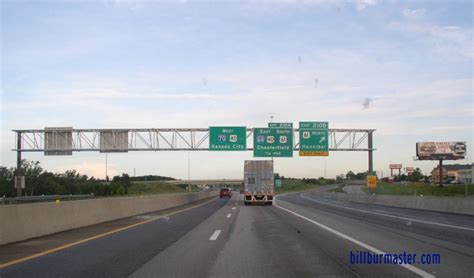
389, 164, 402, 169
416, 142, 466, 160
44, 127, 73, 156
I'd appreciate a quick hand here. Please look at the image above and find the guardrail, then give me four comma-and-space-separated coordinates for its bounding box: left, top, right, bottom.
1, 193, 95, 205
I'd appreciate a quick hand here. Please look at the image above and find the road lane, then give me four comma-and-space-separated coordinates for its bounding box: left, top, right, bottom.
0, 197, 227, 278
130, 193, 241, 278
276, 192, 474, 277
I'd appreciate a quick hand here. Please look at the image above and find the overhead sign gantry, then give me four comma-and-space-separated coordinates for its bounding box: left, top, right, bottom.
12, 124, 376, 196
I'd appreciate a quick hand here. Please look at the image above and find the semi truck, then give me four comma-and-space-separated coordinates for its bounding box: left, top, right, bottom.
243, 160, 274, 205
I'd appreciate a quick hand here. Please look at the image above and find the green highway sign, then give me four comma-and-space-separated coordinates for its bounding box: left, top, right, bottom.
299, 121, 328, 129
254, 128, 293, 157
268, 122, 293, 128
299, 122, 329, 156
209, 126, 246, 151
275, 179, 283, 188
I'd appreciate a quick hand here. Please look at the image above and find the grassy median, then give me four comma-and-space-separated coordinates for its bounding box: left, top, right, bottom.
361, 182, 474, 197
275, 179, 326, 194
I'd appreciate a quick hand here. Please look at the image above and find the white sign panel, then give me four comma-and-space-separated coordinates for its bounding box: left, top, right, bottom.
44, 127, 73, 156
100, 131, 129, 152
15, 176, 25, 189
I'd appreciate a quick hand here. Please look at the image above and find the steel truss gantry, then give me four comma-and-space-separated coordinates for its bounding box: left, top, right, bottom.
12, 127, 375, 197
12, 128, 375, 152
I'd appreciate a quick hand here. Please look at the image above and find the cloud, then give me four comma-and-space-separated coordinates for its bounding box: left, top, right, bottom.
389, 21, 473, 59
402, 8, 425, 19
406, 125, 474, 136
58, 89, 218, 100
354, 0, 377, 11
54, 162, 119, 179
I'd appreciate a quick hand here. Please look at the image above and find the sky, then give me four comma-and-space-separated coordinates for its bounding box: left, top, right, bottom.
1, 0, 473, 179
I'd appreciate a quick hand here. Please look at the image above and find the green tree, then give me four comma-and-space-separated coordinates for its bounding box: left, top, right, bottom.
121, 173, 130, 194
408, 168, 424, 182
22, 160, 43, 196
0, 166, 15, 197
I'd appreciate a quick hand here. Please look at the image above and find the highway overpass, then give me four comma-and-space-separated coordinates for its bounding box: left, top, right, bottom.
164, 179, 243, 185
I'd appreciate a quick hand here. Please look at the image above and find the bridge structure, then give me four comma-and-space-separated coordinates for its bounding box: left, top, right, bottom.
12, 127, 375, 196
164, 179, 244, 186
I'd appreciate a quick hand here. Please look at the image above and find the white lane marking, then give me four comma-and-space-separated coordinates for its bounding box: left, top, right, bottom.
273, 197, 435, 278
232, 207, 236, 210
300, 194, 474, 232
209, 230, 221, 241
226, 213, 232, 218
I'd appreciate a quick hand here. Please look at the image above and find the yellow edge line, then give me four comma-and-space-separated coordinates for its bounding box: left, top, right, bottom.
0, 196, 218, 269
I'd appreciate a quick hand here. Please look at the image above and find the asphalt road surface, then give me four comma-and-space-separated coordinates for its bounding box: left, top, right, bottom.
1, 189, 473, 278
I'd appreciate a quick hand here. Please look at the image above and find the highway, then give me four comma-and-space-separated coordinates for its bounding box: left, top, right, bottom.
1, 189, 473, 278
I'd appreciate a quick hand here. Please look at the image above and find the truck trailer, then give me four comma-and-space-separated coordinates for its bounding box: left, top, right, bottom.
244, 160, 274, 205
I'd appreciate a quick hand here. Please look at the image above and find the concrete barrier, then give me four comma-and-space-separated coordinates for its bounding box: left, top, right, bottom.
313, 192, 474, 216
0, 191, 217, 245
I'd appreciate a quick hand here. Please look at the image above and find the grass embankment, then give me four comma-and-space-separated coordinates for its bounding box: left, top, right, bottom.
361, 182, 474, 197
275, 179, 325, 194
128, 181, 198, 195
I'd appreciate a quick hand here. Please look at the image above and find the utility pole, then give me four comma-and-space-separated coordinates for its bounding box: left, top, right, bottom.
324, 158, 327, 178
16, 132, 22, 197
439, 159, 443, 187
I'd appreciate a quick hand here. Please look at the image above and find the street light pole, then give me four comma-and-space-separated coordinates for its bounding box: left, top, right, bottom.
188, 151, 191, 191
105, 153, 108, 182
16, 132, 22, 197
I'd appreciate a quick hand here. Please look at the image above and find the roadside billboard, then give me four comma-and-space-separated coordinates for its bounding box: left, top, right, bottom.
416, 142, 466, 160
389, 164, 402, 169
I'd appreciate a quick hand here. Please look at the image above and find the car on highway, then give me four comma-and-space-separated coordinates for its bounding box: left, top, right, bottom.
219, 188, 231, 198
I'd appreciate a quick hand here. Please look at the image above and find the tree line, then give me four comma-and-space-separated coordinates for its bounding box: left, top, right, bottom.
0, 160, 163, 197
340, 169, 427, 183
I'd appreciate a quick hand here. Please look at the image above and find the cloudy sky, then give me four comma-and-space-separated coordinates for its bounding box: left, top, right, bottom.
1, 0, 472, 179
